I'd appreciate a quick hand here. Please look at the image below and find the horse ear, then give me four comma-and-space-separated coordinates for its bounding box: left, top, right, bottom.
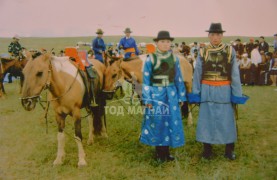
25, 51, 33, 60
43, 52, 52, 61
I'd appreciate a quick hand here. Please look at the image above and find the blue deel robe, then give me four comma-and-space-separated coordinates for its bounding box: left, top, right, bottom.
92, 38, 106, 63
118, 37, 140, 58
192, 46, 242, 144
140, 55, 187, 147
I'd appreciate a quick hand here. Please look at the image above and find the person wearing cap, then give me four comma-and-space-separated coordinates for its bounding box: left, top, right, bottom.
189, 23, 247, 160
92, 29, 106, 63
117, 28, 139, 59
8, 35, 23, 59
239, 53, 252, 85
140, 31, 187, 162
274, 34, 277, 52
234, 39, 244, 56
258, 36, 269, 53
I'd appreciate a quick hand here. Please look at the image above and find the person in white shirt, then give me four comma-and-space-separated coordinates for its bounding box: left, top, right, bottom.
240, 53, 252, 85
250, 44, 262, 85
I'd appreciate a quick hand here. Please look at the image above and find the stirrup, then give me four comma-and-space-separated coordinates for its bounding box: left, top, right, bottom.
90, 95, 98, 107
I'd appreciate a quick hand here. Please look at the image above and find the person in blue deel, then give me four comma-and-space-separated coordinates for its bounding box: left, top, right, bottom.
92, 29, 106, 63
118, 28, 140, 59
188, 23, 248, 160
140, 31, 187, 162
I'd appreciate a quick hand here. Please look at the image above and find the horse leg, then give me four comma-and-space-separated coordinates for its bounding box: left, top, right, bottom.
92, 106, 108, 138
187, 103, 193, 126
185, 81, 193, 126
73, 109, 87, 167
87, 114, 94, 145
53, 113, 66, 166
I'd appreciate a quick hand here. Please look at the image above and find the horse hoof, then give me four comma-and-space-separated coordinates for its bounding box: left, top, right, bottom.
78, 160, 87, 167
101, 132, 108, 138
53, 159, 63, 166
87, 139, 94, 145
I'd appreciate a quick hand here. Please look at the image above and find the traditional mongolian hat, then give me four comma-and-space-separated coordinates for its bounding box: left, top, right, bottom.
13, 34, 20, 40
206, 23, 226, 33
96, 29, 104, 34
153, 31, 174, 41
124, 27, 132, 33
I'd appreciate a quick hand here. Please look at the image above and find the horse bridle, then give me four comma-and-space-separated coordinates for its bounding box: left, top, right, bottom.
20, 57, 79, 102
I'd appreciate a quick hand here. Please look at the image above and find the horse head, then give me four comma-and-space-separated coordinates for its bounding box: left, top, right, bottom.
21, 53, 52, 111
102, 54, 123, 98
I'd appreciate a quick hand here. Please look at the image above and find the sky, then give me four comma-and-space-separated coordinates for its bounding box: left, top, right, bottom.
0, 0, 276, 38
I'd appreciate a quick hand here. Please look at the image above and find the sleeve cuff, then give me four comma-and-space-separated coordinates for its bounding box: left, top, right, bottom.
231, 95, 249, 104
187, 93, 201, 104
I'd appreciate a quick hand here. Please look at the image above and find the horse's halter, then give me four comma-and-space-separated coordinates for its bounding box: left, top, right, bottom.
20, 58, 53, 102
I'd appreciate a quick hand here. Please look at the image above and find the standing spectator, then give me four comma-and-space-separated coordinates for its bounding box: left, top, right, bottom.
189, 23, 246, 160
269, 52, 277, 86
92, 29, 106, 63
190, 42, 199, 56
172, 43, 180, 54
246, 38, 255, 58
240, 53, 252, 85
274, 34, 277, 53
234, 39, 244, 55
259, 36, 269, 54
180, 42, 190, 57
251, 44, 262, 85
118, 28, 140, 59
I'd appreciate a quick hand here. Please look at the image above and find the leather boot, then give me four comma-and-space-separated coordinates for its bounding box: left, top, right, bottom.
86, 65, 97, 79
225, 143, 236, 160
202, 143, 212, 159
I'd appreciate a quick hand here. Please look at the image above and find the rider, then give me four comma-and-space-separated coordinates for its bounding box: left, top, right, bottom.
118, 28, 140, 59
8, 35, 23, 60
92, 29, 106, 64
7, 34, 23, 83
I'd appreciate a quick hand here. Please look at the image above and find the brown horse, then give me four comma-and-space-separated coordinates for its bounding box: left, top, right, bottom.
21, 53, 107, 167
103, 54, 194, 125
0, 56, 28, 96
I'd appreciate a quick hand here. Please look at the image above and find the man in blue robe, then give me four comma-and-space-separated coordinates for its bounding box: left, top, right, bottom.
189, 23, 247, 160
140, 31, 187, 162
118, 28, 140, 59
92, 29, 106, 63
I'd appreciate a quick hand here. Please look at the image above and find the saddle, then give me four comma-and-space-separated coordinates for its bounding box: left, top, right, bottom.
65, 47, 98, 108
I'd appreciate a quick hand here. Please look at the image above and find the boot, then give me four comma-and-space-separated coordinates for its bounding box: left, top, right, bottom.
86, 65, 97, 79
155, 146, 174, 162
89, 79, 98, 107
202, 143, 212, 159
86, 65, 98, 106
224, 143, 236, 160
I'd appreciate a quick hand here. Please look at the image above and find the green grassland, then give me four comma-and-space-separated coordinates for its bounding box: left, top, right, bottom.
0, 36, 275, 55
0, 80, 276, 179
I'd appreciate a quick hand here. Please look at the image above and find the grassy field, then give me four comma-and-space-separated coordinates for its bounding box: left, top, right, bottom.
0, 36, 274, 55
0, 80, 276, 179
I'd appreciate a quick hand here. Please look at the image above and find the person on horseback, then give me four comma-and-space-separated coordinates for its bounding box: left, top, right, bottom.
92, 29, 106, 63
117, 28, 140, 59
8, 35, 23, 60
189, 23, 248, 160
140, 31, 187, 162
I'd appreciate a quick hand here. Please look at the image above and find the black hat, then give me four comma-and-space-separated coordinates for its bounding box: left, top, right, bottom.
153, 31, 174, 41
260, 36, 264, 39
235, 38, 241, 42
206, 23, 226, 33
274, 34, 277, 36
